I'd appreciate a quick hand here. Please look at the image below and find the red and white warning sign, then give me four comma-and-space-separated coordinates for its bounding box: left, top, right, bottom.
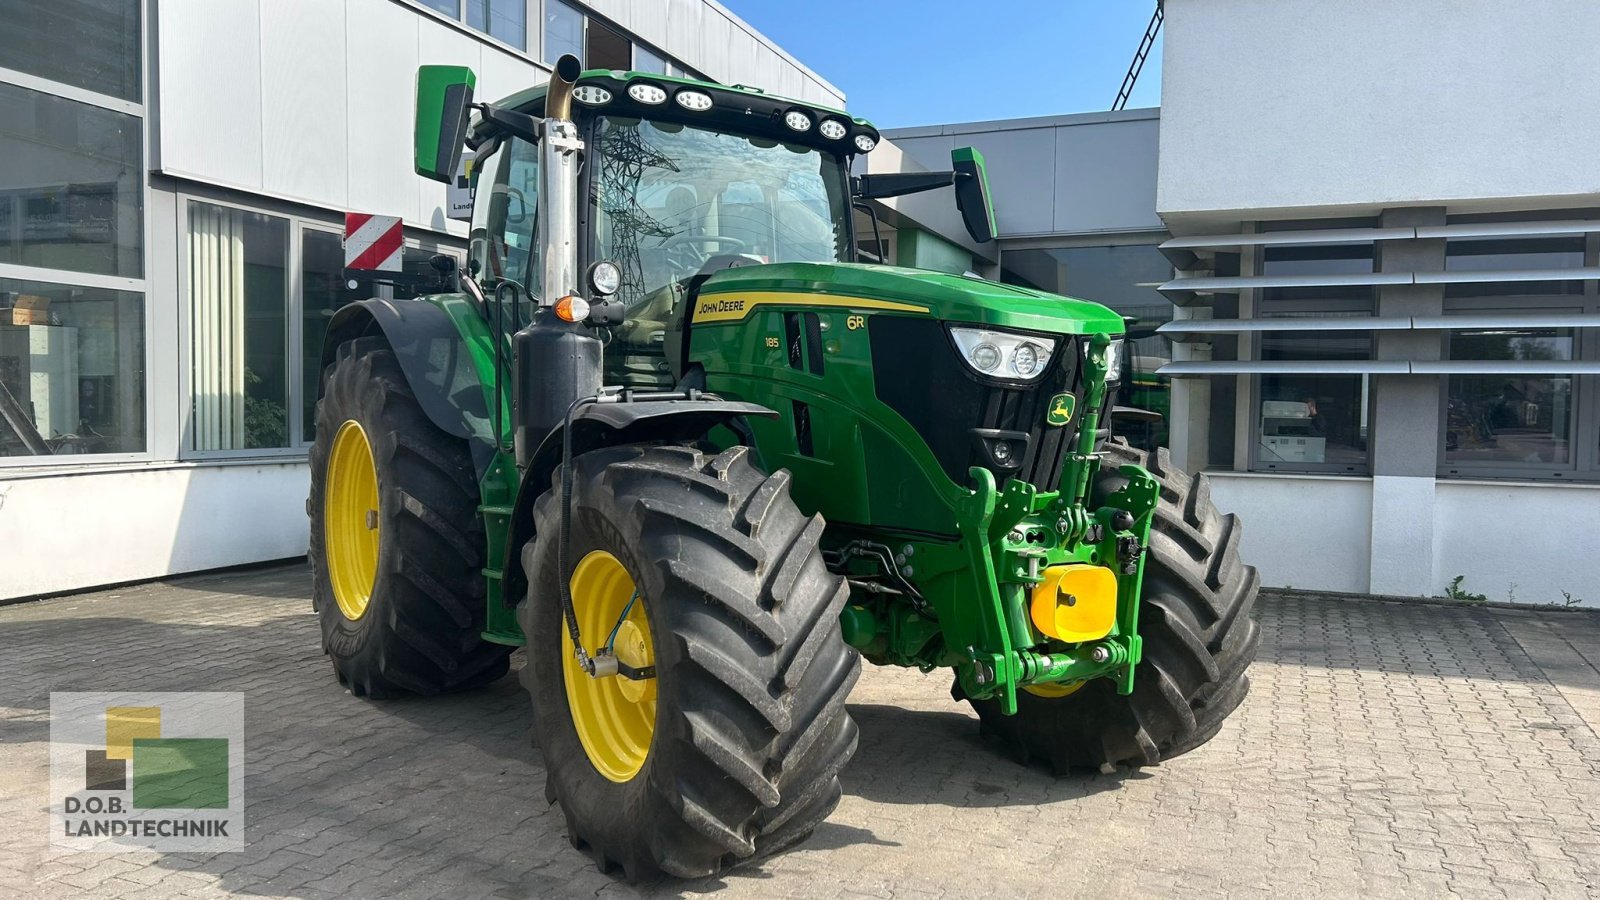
344, 213, 404, 272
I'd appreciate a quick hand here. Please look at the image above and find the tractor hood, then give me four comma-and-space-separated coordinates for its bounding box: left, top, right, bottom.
695, 262, 1126, 336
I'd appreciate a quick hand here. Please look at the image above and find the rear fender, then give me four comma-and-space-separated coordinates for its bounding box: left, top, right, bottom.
500, 399, 778, 606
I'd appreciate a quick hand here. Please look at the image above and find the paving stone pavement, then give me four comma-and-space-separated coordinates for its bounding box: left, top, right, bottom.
2, 564, 1598, 900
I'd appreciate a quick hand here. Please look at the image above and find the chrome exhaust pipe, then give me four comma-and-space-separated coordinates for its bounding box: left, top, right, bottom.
545, 54, 581, 125
537, 54, 584, 307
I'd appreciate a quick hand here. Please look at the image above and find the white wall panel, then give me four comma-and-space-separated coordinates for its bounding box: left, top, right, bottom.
1159, 0, 1600, 223
157, 0, 265, 191
622, 0, 668, 53
664, 0, 702, 65
1207, 474, 1374, 594
479, 42, 546, 104
261, 0, 349, 208
1435, 482, 1600, 607
1368, 475, 1435, 597
344, 0, 422, 225
0, 465, 309, 601
697, 9, 733, 80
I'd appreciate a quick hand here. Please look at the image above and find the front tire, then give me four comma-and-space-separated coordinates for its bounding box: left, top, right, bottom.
519, 445, 860, 880
965, 441, 1260, 771
307, 336, 511, 698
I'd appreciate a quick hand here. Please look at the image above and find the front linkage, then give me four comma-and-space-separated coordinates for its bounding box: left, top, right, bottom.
839, 335, 1159, 715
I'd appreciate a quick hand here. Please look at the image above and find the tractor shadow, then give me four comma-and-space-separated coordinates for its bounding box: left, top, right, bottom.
841, 701, 1147, 809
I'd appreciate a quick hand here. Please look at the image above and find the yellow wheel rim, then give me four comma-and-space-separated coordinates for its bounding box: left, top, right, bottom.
563, 550, 656, 783
1024, 680, 1086, 699
324, 420, 380, 621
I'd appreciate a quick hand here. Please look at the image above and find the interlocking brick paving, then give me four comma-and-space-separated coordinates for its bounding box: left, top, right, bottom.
2, 565, 1597, 899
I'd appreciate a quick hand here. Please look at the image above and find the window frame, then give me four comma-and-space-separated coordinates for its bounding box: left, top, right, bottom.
1246, 296, 1376, 476
178, 195, 299, 459
0, 0, 151, 469
1435, 293, 1599, 483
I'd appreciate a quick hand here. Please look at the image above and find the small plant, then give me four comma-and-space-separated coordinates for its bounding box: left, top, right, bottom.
1444, 575, 1487, 604
1561, 590, 1584, 609
1506, 582, 1519, 604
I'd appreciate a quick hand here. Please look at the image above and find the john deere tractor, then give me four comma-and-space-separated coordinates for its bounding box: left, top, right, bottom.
308, 55, 1259, 880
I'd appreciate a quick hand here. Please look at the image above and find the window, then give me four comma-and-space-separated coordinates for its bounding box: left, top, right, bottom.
585, 17, 632, 70
0, 83, 143, 278
417, 0, 460, 16
1445, 238, 1585, 298
302, 229, 391, 441
467, 0, 525, 50
592, 117, 851, 384
1254, 328, 1372, 473
0, 276, 143, 456
1444, 326, 1575, 471
634, 44, 667, 75
469, 139, 539, 296
544, 0, 584, 63
187, 202, 290, 452
0, 0, 141, 101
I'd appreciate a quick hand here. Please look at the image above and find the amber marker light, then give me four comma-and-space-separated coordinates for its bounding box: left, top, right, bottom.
554, 295, 590, 323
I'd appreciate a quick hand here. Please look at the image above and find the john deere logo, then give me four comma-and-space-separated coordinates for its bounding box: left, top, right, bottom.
1046, 393, 1075, 427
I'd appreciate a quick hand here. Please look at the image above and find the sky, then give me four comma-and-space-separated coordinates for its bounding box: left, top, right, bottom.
727, 0, 1163, 130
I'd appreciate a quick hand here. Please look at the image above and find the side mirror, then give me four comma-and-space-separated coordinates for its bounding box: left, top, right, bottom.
951, 147, 997, 244
415, 65, 477, 184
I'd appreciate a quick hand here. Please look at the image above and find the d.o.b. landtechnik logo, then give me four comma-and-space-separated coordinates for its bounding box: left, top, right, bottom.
50, 692, 244, 851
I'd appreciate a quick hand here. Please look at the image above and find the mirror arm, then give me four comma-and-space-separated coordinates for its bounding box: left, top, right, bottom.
473, 103, 543, 145
850, 171, 958, 201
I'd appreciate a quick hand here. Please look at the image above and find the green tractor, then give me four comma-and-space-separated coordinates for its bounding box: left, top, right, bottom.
308, 55, 1259, 880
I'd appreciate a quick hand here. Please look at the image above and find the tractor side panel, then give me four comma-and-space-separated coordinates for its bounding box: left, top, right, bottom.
690, 304, 964, 536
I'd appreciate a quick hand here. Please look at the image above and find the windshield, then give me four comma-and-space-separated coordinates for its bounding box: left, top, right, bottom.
592, 116, 851, 334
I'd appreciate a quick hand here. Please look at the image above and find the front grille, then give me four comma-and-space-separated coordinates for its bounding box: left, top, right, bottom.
870, 317, 1085, 491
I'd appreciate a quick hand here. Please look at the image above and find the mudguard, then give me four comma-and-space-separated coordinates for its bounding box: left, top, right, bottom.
319, 298, 498, 477
500, 398, 778, 606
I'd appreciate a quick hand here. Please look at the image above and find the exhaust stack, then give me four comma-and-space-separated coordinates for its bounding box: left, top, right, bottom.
516, 54, 599, 467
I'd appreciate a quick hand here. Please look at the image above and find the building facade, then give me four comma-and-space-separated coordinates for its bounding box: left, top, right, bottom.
891, 0, 1599, 608
0, 0, 843, 599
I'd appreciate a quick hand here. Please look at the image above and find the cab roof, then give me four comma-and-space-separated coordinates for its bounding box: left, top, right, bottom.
485, 68, 880, 157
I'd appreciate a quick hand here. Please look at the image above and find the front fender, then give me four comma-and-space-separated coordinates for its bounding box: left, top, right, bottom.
500, 398, 778, 606
319, 297, 503, 477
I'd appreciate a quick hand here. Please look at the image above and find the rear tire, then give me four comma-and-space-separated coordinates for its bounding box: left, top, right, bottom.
519, 444, 860, 880
308, 336, 511, 698
964, 440, 1260, 771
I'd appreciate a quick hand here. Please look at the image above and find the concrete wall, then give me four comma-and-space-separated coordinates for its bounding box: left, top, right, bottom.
1207, 473, 1600, 607
0, 464, 308, 600
1158, 0, 1600, 225
885, 109, 1162, 239
154, 0, 843, 237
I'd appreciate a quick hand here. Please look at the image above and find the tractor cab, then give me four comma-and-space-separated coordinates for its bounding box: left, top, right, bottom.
420, 63, 996, 389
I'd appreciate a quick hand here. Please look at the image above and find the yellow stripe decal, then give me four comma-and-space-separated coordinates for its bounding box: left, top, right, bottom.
692, 290, 929, 324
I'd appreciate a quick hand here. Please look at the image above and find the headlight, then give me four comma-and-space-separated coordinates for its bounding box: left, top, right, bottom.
854, 133, 877, 153
949, 327, 1057, 381
783, 110, 813, 132
819, 119, 847, 140
1104, 339, 1124, 382
588, 260, 622, 296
